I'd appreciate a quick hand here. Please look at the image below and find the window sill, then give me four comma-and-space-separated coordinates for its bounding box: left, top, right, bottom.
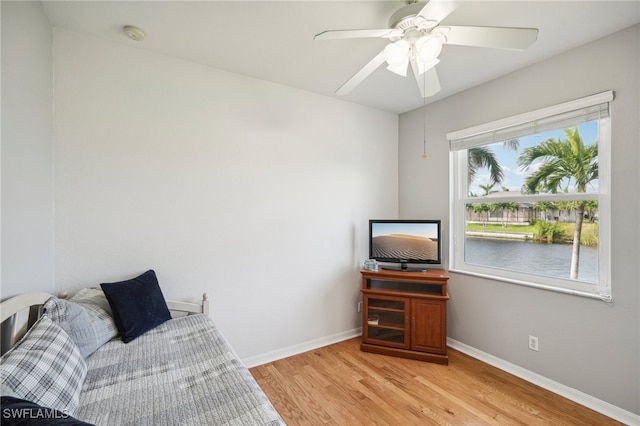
448, 268, 612, 302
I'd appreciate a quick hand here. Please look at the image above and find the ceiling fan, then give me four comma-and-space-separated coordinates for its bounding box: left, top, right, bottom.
314, 0, 539, 98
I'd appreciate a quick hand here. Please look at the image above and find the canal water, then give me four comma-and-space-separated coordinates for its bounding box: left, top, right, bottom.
465, 237, 598, 283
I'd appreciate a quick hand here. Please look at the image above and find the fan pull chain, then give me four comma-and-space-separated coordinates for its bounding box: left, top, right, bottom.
422, 71, 428, 159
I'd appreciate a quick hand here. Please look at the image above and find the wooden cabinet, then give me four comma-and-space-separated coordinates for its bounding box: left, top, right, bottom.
361, 269, 449, 364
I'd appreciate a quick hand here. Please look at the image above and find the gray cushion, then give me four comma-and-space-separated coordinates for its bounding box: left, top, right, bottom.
0, 315, 87, 415
69, 288, 113, 317
44, 289, 118, 358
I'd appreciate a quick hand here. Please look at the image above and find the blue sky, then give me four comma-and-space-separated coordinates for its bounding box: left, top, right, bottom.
469, 120, 599, 196
372, 222, 439, 239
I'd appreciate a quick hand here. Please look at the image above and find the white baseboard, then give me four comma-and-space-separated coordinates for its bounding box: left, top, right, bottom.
447, 338, 640, 425
242, 327, 362, 369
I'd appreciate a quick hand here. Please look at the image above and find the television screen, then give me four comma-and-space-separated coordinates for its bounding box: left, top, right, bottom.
369, 220, 441, 270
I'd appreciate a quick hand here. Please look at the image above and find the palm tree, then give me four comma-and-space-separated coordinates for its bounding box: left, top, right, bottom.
468, 139, 520, 186
479, 183, 497, 196
473, 203, 492, 226
518, 128, 598, 279
533, 201, 558, 221
557, 200, 579, 222
468, 147, 504, 185
496, 202, 519, 227
584, 200, 599, 222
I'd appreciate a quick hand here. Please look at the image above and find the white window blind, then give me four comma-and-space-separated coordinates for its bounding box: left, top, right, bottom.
448, 91, 613, 151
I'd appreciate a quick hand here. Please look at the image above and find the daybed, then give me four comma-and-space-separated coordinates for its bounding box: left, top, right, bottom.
0, 270, 285, 425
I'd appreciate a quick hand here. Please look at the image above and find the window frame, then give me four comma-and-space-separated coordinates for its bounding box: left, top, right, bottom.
448, 92, 613, 301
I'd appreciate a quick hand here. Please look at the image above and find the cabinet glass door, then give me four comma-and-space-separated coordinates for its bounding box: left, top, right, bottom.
363, 295, 409, 348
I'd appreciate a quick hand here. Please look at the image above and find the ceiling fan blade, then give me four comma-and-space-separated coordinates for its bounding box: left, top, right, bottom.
436, 25, 539, 50
424, 67, 441, 97
336, 51, 386, 95
417, 0, 461, 24
410, 59, 441, 98
314, 29, 401, 41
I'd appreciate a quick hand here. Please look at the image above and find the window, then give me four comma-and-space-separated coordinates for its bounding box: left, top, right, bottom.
448, 92, 612, 301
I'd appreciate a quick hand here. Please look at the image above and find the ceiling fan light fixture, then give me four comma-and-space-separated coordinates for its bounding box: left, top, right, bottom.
383, 40, 410, 66
416, 35, 443, 64
386, 59, 409, 77
315, 0, 538, 98
414, 15, 439, 30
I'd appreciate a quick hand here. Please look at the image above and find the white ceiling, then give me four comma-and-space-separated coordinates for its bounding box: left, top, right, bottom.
41, 1, 640, 114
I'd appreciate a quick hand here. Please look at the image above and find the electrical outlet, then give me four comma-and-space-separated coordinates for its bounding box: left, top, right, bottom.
357, 302, 363, 313
528, 335, 539, 351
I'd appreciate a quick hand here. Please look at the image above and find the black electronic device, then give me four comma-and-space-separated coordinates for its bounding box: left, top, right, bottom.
368, 219, 441, 271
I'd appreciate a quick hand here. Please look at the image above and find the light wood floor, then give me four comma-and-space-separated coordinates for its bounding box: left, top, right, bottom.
250, 338, 621, 425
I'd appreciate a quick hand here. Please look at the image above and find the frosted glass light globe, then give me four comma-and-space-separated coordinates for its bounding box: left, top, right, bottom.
416, 36, 443, 64
383, 40, 410, 76
383, 40, 410, 66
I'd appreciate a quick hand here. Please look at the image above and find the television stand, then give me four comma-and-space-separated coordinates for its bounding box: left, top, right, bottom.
361, 268, 449, 364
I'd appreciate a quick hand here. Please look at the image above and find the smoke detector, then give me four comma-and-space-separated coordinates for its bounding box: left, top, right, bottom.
123, 25, 145, 41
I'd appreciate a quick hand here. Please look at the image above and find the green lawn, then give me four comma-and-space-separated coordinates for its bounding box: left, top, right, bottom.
466, 223, 536, 234
466, 222, 599, 246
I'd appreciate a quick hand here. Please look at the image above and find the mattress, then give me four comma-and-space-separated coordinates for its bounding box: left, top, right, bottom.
76, 314, 284, 426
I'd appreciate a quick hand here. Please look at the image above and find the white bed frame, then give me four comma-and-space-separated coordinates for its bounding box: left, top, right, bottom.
0, 292, 209, 353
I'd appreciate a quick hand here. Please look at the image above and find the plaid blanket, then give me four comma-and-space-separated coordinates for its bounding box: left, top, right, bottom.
76, 314, 285, 425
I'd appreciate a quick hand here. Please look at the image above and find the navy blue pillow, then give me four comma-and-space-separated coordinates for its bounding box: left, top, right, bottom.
0, 396, 94, 425
100, 270, 171, 343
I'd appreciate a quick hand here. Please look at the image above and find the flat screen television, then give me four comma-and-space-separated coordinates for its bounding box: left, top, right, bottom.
369, 219, 441, 271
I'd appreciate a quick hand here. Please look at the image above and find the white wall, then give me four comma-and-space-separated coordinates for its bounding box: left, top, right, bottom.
1, 1, 54, 298
399, 25, 640, 415
53, 29, 398, 360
